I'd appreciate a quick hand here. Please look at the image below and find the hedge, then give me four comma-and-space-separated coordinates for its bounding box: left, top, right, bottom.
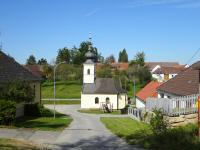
0, 100, 16, 125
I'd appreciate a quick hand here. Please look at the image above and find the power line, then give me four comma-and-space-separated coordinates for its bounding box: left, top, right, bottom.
185, 48, 200, 65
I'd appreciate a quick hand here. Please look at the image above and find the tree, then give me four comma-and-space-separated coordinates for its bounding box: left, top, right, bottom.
96, 64, 112, 78
105, 55, 116, 64
42, 65, 53, 80
26, 55, 37, 65
38, 58, 48, 65
56, 47, 70, 64
118, 49, 128, 62
134, 51, 145, 66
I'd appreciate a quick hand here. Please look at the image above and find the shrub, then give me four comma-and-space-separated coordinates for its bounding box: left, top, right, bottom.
0, 100, 16, 125
150, 109, 168, 135
24, 103, 41, 117
0, 81, 35, 103
24, 103, 52, 117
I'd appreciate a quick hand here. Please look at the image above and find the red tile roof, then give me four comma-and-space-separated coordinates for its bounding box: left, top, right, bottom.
96, 63, 129, 71
24, 65, 44, 78
146, 62, 180, 71
153, 66, 186, 74
136, 81, 162, 102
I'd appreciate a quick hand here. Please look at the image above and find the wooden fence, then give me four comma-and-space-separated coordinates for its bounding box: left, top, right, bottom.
146, 94, 198, 116
128, 107, 143, 120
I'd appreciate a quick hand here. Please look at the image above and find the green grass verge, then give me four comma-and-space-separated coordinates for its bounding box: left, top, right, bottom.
101, 117, 200, 150
127, 83, 143, 98
13, 109, 72, 131
78, 109, 121, 115
42, 100, 80, 105
0, 138, 47, 150
42, 80, 82, 99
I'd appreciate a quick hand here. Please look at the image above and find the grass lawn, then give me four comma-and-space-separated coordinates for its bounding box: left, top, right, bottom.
101, 117, 150, 137
101, 117, 200, 150
12, 109, 72, 131
78, 109, 121, 115
0, 138, 47, 150
42, 80, 82, 99
42, 100, 80, 105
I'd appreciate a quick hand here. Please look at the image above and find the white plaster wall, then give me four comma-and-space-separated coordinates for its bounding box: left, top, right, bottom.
152, 74, 164, 82
31, 82, 41, 103
83, 64, 95, 83
118, 94, 127, 109
81, 93, 125, 109
136, 98, 145, 108
169, 74, 177, 79
158, 91, 177, 99
151, 65, 161, 73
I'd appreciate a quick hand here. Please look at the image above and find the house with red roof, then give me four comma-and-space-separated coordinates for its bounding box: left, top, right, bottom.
136, 81, 162, 108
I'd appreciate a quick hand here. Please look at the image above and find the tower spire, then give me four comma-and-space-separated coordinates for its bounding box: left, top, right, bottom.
88, 32, 92, 51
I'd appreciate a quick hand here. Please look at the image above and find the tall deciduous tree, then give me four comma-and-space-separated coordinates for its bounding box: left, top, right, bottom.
56, 47, 70, 64
26, 55, 37, 65
38, 58, 48, 65
135, 51, 145, 66
105, 55, 116, 64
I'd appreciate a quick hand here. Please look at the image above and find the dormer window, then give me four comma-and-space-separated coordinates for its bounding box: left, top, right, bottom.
87, 69, 90, 75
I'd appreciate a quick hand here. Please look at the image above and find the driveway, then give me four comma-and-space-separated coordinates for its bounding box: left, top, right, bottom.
0, 105, 143, 150
45, 105, 143, 150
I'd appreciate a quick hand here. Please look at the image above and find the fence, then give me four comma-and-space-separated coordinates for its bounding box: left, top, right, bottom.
146, 94, 198, 116
128, 107, 143, 120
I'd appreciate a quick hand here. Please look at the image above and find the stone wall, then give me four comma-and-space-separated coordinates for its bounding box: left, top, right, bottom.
166, 113, 198, 127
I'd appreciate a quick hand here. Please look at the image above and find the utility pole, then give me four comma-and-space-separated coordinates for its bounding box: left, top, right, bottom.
194, 65, 200, 138
53, 61, 66, 118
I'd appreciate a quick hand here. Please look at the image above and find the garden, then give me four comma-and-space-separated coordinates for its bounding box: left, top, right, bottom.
101, 109, 200, 150
0, 81, 72, 131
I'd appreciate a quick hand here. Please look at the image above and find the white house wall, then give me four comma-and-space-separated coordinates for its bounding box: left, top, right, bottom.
83, 64, 95, 83
152, 74, 164, 82
118, 94, 127, 109
169, 73, 177, 79
158, 91, 177, 99
81, 93, 126, 109
136, 97, 145, 108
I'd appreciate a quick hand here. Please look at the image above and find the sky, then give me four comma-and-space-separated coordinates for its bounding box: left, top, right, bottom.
0, 0, 200, 65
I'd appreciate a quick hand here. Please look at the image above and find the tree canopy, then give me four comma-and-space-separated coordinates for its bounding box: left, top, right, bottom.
118, 49, 128, 62
38, 58, 48, 65
26, 55, 37, 65
105, 55, 116, 64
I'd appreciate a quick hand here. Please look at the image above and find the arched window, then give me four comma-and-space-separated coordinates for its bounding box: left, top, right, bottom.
95, 97, 99, 104
87, 69, 90, 75
106, 97, 110, 104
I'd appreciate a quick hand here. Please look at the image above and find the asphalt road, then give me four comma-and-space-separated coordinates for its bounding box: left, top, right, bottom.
0, 105, 144, 150
45, 105, 144, 150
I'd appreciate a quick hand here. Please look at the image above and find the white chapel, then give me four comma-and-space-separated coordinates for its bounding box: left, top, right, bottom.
81, 37, 127, 110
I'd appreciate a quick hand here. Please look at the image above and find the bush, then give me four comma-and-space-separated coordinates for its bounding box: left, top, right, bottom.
0, 100, 16, 125
24, 103, 41, 117
24, 103, 53, 117
150, 109, 168, 135
0, 81, 34, 103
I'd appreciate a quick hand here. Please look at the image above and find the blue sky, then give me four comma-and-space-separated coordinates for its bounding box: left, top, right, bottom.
0, 0, 200, 65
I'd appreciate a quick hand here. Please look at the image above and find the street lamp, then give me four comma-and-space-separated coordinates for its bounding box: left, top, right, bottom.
53, 61, 66, 118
